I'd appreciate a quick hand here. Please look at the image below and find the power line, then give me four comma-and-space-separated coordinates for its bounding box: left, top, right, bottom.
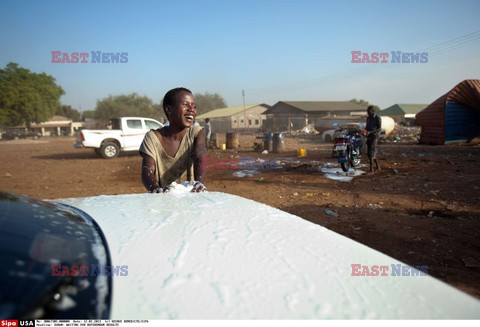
428, 36, 480, 57
244, 30, 480, 95
417, 30, 480, 52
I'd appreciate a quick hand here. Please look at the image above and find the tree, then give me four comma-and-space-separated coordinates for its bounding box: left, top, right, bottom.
194, 92, 227, 115
350, 98, 380, 112
0, 62, 64, 128
94, 93, 164, 121
152, 103, 166, 120
56, 105, 81, 121
0, 106, 8, 127
80, 110, 97, 121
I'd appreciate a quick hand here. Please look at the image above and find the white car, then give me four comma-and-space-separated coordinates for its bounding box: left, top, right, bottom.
74, 117, 163, 159
1, 189, 480, 319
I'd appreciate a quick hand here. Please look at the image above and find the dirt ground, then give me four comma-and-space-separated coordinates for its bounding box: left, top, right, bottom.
1, 135, 480, 299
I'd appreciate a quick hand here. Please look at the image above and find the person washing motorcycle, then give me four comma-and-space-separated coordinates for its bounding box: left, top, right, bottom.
362, 106, 382, 173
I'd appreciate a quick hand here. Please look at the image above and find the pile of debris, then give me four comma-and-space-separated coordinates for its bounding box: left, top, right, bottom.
299, 123, 319, 134
289, 124, 319, 135
386, 125, 421, 143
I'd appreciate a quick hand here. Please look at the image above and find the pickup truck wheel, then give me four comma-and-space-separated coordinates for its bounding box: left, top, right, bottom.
100, 142, 120, 159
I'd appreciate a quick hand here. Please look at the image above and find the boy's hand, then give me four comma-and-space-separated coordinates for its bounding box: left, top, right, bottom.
150, 187, 169, 193
192, 181, 207, 192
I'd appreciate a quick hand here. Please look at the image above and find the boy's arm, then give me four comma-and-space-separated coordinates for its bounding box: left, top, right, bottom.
193, 129, 207, 184
367, 117, 383, 135
376, 115, 382, 131
141, 153, 162, 192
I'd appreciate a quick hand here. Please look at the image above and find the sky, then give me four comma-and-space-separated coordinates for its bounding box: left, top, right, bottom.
1, 0, 479, 111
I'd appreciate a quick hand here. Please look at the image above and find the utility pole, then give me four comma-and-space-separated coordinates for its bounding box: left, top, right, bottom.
242, 89, 246, 133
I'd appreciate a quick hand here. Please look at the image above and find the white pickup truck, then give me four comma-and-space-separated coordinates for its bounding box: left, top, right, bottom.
74, 117, 164, 158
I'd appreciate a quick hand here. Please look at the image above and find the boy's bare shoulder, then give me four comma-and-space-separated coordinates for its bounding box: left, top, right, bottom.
191, 125, 204, 137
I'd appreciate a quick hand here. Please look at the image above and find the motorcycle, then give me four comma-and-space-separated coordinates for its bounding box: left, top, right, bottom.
334, 128, 363, 172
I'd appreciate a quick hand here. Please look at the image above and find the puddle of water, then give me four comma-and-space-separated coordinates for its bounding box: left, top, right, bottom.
319, 164, 365, 182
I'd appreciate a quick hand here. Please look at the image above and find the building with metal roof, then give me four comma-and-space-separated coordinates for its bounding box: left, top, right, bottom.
4, 115, 84, 137
196, 104, 270, 133
379, 104, 428, 124
262, 101, 366, 132
416, 80, 480, 145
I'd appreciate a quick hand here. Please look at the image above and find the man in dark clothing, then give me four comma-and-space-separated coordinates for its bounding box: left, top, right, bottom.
365, 105, 382, 173
204, 118, 212, 149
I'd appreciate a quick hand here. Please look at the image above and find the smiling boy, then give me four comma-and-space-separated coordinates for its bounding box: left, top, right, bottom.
139, 87, 207, 192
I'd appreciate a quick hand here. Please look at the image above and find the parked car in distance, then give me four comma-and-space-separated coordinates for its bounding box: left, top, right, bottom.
322, 124, 364, 143
74, 117, 164, 159
1, 129, 42, 140
322, 116, 394, 144
322, 124, 386, 143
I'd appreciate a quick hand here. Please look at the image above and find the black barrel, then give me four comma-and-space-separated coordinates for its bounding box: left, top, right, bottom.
264, 133, 273, 152
272, 132, 285, 153
226, 132, 239, 149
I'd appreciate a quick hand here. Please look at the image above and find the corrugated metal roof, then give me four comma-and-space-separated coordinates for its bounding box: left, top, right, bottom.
417, 79, 480, 145
263, 101, 366, 114
197, 104, 270, 119
416, 94, 447, 145
446, 79, 480, 110
282, 101, 365, 112
379, 104, 428, 116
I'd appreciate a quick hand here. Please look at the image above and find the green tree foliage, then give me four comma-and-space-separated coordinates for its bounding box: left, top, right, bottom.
152, 103, 166, 120
80, 110, 97, 121
94, 93, 165, 121
56, 104, 81, 121
0, 107, 8, 126
350, 98, 380, 112
0, 62, 64, 128
194, 92, 227, 115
